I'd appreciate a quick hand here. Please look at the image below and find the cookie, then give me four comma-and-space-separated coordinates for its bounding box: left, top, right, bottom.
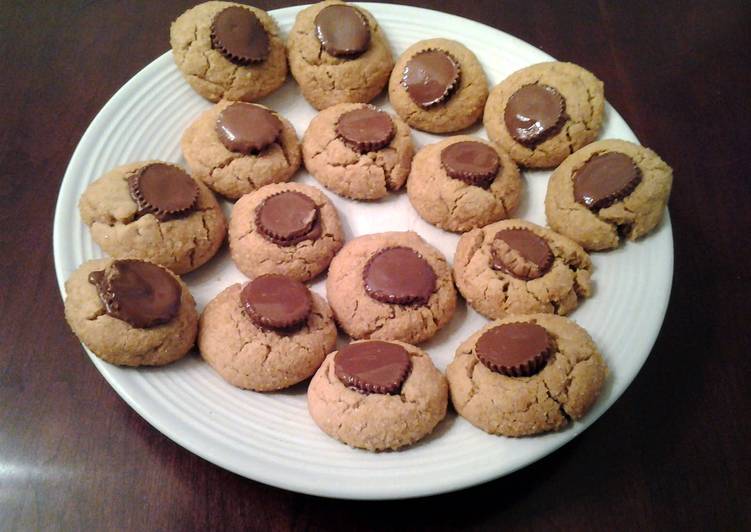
407, 136, 523, 232
446, 314, 608, 437
302, 103, 414, 200
545, 139, 673, 250
64, 258, 198, 366
453, 219, 592, 320
181, 101, 301, 200
79, 161, 227, 275
287, 0, 394, 110
326, 231, 456, 344
484, 62, 605, 168
198, 277, 337, 391
228, 182, 344, 282
308, 340, 448, 451
170, 1, 287, 102
388, 38, 489, 133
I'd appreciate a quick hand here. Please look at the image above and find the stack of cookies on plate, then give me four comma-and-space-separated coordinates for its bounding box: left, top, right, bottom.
64, 0, 673, 452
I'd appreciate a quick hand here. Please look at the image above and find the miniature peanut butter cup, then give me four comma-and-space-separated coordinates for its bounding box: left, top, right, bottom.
335, 107, 395, 152
440, 141, 500, 187
490, 228, 554, 280
504, 84, 565, 146
216, 103, 283, 154
476, 322, 553, 377
88, 260, 181, 329
240, 274, 312, 329
314, 4, 370, 58
573, 152, 642, 210
334, 341, 412, 395
211, 6, 270, 64
255, 191, 321, 246
402, 50, 460, 108
128, 164, 198, 221
363, 247, 437, 306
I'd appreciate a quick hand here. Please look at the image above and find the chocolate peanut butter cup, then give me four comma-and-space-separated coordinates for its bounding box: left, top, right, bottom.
88, 260, 181, 329
335, 107, 395, 152
440, 141, 500, 187
504, 84, 565, 146
314, 4, 370, 58
211, 6, 270, 65
334, 341, 412, 395
490, 228, 554, 280
363, 247, 437, 306
402, 50, 460, 108
216, 103, 283, 154
476, 322, 553, 377
573, 152, 642, 210
128, 163, 198, 221
255, 191, 322, 246
240, 274, 312, 329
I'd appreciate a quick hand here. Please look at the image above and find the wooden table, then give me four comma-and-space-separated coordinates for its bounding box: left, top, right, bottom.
2, 1, 748, 529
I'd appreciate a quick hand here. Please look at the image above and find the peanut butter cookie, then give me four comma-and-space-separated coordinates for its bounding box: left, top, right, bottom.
64, 258, 198, 366
447, 314, 608, 437
308, 340, 448, 451
287, 1, 394, 110
407, 136, 522, 232
484, 62, 605, 168
181, 101, 301, 200
389, 38, 489, 133
170, 1, 287, 102
302, 103, 414, 200
326, 231, 457, 344
79, 161, 227, 275
545, 139, 673, 250
228, 182, 344, 282
453, 219, 592, 319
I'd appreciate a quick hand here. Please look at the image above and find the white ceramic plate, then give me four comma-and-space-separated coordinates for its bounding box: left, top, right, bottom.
53, 3, 673, 499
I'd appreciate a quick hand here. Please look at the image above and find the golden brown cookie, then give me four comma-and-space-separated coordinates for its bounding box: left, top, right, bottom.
308, 340, 448, 451
198, 280, 337, 391
228, 182, 344, 282
446, 314, 608, 437
388, 38, 489, 133
326, 231, 457, 344
407, 136, 522, 232
302, 103, 414, 200
287, 0, 394, 110
484, 62, 605, 168
181, 101, 301, 200
170, 1, 287, 102
64, 258, 198, 366
545, 139, 673, 250
78, 161, 227, 275
453, 219, 592, 319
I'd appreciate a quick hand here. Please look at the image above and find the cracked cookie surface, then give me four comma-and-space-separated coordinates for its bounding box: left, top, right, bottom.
198, 283, 337, 391
79, 161, 227, 275
170, 1, 287, 102
181, 101, 301, 200
64, 258, 198, 366
545, 139, 673, 250
308, 340, 448, 450
484, 62, 605, 168
388, 38, 489, 134
407, 136, 522, 232
302, 103, 414, 200
287, 0, 394, 110
446, 314, 608, 437
229, 182, 344, 282
326, 231, 457, 344
453, 219, 592, 319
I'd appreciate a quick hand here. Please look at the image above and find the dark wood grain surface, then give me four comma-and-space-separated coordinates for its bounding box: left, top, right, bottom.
1, 1, 749, 530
